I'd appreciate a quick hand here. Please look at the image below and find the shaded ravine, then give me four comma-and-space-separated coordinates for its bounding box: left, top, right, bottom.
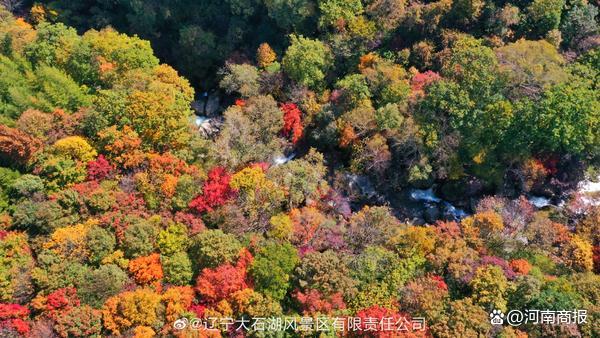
190, 96, 600, 225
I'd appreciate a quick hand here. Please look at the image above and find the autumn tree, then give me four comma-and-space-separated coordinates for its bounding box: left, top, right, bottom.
360, 54, 410, 106
428, 234, 480, 285
495, 39, 568, 98
52, 136, 97, 163
77, 264, 128, 308
429, 298, 492, 337
32, 287, 80, 320
351, 133, 392, 179
0, 232, 35, 303
128, 253, 163, 286
213, 96, 286, 168
256, 43, 277, 68
94, 125, 144, 169
122, 217, 159, 258
510, 259, 532, 276
161, 252, 193, 286
123, 86, 192, 152
189, 167, 234, 213
249, 241, 299, 301
294, 288, 346, 315
34, 136, 97, 190
288, 206, 334, 249
524, 213, 570, 250
229, 166, 285, 230
190, 229, 242, 269
391, 225, 436, 259
195, 251, 251, 305
0, 303, 31, 336
267, 213, 294, 241
86, 155, 113, 182
102, 288, 162, 336
345, 206, 401, 252
267, 148, 328, 208
282, 35, 333, 90
441, 36, 502, 100
469, 265, 509, 311
157, 223, 188, 256
281, 102, 303, 144
0, 125, 41, 168
43, 220, 93, 262
294, 250, 357, 298
230, 288, 283, 319
401, 275, 449, 321
162, 286, 194, 323
569, 272, 600, 337
461, 211, 504, 242
349, 246, 425, 310
563, 235, 594, 272
15, 109, 53, 141
338, 104, 377, 143
79, 27, 159, 85
219, 63, 260, 98
365, 0, 407, 32
53, 304, 102, 338
486, 4, 521, 41
318, 0, 363, 29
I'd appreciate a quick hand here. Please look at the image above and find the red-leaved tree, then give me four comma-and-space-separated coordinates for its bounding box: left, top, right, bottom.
195, 249, 253, 305
294, 289, 346, 315
0, 303, 30, 336
281, 103, 303, 144
410, 71, 441, 97
46, 288, 80, 313
87, 155, 113, 181
189, 167, 235, 213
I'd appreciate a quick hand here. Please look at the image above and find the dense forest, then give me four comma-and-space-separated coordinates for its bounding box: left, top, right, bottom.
0, 0, 599, 337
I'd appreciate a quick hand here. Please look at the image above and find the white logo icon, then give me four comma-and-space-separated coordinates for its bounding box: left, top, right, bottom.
173, 318, 188, 330
490, 310, 505, 325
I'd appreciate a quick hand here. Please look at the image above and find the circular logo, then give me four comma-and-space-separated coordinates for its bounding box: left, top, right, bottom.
173, 318, 188, 330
